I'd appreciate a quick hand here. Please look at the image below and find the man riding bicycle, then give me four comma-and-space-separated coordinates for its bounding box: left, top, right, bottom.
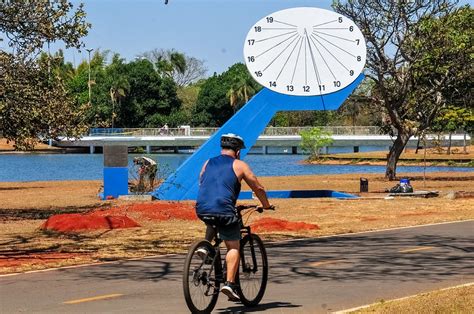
195, 133, 273, 301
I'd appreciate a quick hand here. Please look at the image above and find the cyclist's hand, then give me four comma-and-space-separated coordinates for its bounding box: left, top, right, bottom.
257, 205, 275, 212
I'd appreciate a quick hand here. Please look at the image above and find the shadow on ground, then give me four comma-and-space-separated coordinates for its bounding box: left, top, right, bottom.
62, 224, 473, 286
216, 301, 301, 313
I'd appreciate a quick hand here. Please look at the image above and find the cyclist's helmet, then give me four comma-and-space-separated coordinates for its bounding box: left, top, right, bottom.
220, 133, 246, 151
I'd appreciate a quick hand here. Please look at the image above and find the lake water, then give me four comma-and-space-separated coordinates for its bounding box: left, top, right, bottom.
0, 154, 472, 182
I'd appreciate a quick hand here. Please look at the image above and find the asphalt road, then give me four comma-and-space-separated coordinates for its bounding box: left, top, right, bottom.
1, 220, 473, 313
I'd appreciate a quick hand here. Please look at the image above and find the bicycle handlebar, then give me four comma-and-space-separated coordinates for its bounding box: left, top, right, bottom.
236, 204, 275, 213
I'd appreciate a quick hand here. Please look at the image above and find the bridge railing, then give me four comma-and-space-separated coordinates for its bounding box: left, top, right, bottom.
89, 126, 384, 137
261, 126, 382, 135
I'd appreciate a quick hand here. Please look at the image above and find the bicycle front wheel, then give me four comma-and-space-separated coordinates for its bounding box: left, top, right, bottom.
236, 234, 268, 306
183, 240, 220, 314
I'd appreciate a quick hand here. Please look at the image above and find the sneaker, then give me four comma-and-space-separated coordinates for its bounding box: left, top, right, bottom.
196, 247, 213, 264
220, 281, 240, 301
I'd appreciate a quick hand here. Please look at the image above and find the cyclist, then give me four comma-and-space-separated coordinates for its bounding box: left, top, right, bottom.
195, 133, 273, 301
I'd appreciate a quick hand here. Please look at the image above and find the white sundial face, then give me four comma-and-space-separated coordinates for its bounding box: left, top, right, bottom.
243, 7, 366, 96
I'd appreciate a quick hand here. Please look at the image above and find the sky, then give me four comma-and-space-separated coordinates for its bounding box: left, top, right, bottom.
60, 0, 336, 75
60, 0, 473, 76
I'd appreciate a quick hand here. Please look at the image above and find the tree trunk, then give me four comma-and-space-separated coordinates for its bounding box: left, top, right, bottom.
385, 130, 411, 180
463, 132, 467, 154
447, 133, 452, 155
415, 136, 421, 154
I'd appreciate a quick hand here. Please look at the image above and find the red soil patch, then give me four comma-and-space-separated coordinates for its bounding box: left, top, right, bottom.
40, 202, 196, 233
41, 214, 140, 232
98, 202, 198, 221
0, 252, 89, 268
251, 217, 319, 233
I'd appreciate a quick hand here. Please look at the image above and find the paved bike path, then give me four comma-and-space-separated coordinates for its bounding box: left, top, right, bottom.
1, 220, 473, 313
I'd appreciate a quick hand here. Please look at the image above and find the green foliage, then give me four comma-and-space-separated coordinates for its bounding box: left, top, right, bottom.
0, 0, 90, 150
121, 59, 181, 127
0, 0, 90, 58
433, 106, 473, 133
270, 111, 338, 127
193, 63, 261, 126
406, 6, 473, 126
0, 53, 89, 150
140, 48, 207, 86
66, 52, 183, 128
300, 127, 334, 160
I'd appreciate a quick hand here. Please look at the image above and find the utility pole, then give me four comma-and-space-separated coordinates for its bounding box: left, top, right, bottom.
86, 48, 94, 105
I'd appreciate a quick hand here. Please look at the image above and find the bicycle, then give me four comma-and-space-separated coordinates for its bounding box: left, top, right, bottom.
183, 205, 273, 313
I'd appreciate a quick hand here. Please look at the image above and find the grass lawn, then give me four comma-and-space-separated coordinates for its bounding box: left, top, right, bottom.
351, 284, 474, 314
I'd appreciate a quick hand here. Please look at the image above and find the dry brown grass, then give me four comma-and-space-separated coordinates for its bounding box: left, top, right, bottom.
352, 284, 474, 313
324, 145, 474, 161
0, 180, 105, 212
0, 172, 473, 274
0, 139, 63, 152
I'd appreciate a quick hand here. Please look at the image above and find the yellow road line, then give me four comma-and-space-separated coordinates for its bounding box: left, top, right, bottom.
399, 246, 435, 253
309, 259, 345, 267
63, 293, 123, 304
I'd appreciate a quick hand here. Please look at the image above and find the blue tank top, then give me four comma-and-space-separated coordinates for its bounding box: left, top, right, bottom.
196, 155, 241, 216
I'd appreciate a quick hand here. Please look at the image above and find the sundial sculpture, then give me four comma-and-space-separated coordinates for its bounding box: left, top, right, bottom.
154, 7, 366, 200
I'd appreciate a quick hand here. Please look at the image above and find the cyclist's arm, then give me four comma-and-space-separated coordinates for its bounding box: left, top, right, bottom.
239, 162, 271, 208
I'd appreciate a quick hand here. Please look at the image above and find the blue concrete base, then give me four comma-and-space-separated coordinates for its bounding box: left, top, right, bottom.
103, 167, 128, 199
239, 190, 358, 200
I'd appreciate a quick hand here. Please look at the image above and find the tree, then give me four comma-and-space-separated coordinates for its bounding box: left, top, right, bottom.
0, 0, 90, 149
194, 63, 261, 126
120, 59, 181, 128
140, 49, 207, 86
1, 53, 89, 149
226, 75, 256, 113
106, 54, 130, 129
300, 127, 334, 160
333, 1, 471, 179
432, 106, 473, 154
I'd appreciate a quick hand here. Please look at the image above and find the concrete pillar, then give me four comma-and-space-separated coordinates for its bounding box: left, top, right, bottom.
146, 145, 151, 154
90, 145, 95, 154
262, 146, 268, 155
292, 146, 298, 154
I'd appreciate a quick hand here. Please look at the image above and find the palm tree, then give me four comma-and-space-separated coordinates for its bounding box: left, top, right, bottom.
226, 87, 238, 113
226, 78, 255, 113
155, 51, 186, 79
109, 78, 129, 128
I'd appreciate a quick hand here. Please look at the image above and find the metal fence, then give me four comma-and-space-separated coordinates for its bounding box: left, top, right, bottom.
88, 126, 469, 137
89, 126, 383, 137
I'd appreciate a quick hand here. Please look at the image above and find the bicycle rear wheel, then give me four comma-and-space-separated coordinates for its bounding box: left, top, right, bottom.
236, 234, 268, 306
183, 240, 220, 314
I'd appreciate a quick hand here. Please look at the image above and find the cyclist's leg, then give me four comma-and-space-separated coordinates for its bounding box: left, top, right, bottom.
224, 240, 240, 283
205, 224, 216, 242
218, 222, 241, 283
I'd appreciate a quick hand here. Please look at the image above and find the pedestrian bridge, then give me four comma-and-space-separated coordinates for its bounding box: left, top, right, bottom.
55, 126, 470, 154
